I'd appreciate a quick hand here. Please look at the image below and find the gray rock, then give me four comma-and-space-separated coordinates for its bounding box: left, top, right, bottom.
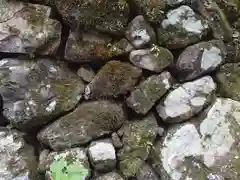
166, 0, 190, 6
126, 71, 173, 114
0, 0, 61, 55
150, 98, 240, 180
37, 101, 126, 150
0, 128, 37, 180
137, 164, 160, 180
156, 76, 216, 123
125, 15, 156, 48
88, 139, 116, 172
111, 132, 123, 149
176, 40, 227, 81
0, 58, 84, 131
129, 45, 174, 72
84, 61, 142, 100
77, 65, 95, 83
158, 5, 208, 49
93, 172, 124, 180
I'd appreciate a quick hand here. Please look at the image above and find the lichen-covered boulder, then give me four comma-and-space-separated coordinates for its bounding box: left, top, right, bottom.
129, 45, 174, 72
108, 38, 134, 57
84, 61, 142, 100
0, 0, 61, 55
93, 172, 124, 180
150, 98, 240, 180
0, 58, 84, 131
158, 5, 208, 49
156, 76, 216, 123
38, 101, 126, 150
126, 71, 173, 114
0, 128, 38, 180
175, 40, 226, 81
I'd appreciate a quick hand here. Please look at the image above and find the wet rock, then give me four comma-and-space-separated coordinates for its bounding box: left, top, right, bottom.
125, 15, 156, 48
156, 76, 216, 123
137, 164, 160, 180
93, 172, 124, 180
176, 40, 227, 81
129, 45, 174, 72
55, 0, 129, 35
158, 5, 208, 49
38, 101, 125, 150
0, 128, 37, 180
0, 0, 61, 55
118, 114, 159, 177
126, 71, 173, 114
84, 61, 142, 100
77, 65, 95, 83
150, 98, 240, 180
111, 132, 123, 149
88, 139, 116, 172
108, 38, 134, 57
0, 58, 84, 131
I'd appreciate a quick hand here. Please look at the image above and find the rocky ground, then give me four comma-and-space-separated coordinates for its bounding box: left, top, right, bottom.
0, 0, 240, 180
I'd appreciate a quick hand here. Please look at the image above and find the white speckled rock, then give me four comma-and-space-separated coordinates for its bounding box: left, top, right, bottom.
166, 0, 195, 6
93, 172, 124, 180
156, 76, 216, 123
88, 139, 116, 172
176, 40, 227, 81
151, 98, 240, 180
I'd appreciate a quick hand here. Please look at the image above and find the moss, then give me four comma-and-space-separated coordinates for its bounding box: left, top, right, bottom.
25, 5, 45, 28
119, 157, 143, 177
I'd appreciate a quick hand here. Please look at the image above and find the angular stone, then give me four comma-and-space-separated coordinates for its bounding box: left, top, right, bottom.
93, 172, 124, 180
0, 58, 84, 131
129, 45, 174, 72
0, 0, 61, 55
176, 40, 226, 81
156, 76, 216, 123
150, 98, 240, 180
125, 15, 156, 48
108, 38, 134, 57
88, 139, 116, 172
84, 61, 142, 100
158, 5, 208, 49
137, 164, 160, 180
77, 65, 95, 83
111, 132, 123, 149
0, 128, 37, 180
126, 71, 173, 114
38, 101, 126, 150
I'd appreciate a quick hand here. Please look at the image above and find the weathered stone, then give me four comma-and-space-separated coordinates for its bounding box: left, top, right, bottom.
150, 98, 240, 180
118, 114, 159, 177
93, 172, 124, 180
38, 101, 125, 150
84, 61, 142, 100
88, 139, 116, 172
77, 65, 95, 83
125, 15, 156, 48
167, 0, 195, 6
226, 35, 240, 63
0, 58, 84, 131
0, 0, 61, 55
55, 0, 129, 35
129, 45, 174, 72
175, 40, 226, 81
0, 128, 37, 180
126, 71, 173, 114
158, 5, 208, 49
137, 164, 160, 180
111, 132, 123, 149
156, 76, 216, 123
108, 38, 134, 57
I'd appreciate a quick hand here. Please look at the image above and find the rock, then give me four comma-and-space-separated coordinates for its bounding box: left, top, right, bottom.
108, 38, 134, 57
77, 65, 96, 83
0, 0, 61, 55
0, 58, 84, 131
0, 128, 37, 180
158, 5, 208, 49
156, 76, 216, 123
93, 172, 124, 180
126, 71, 173, 114
118, 114, 159, 177
111, 132, 123, 149
150, 98, 240, 180
55, 0, 129, 35
175, 40, 227, 81
38, 101, 125, 150
226, 35, 240, 63
167, 0, 194, 6
137, 164, 160, 180
125, 15, 156, 48
88, 139, 116, 172
129, 45, 174, 72
84, 61, 142, 100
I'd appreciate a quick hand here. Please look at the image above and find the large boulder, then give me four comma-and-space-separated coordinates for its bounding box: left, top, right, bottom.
0, 58, 84, 131
38, 101, 126, 150
150, 98, 240, 180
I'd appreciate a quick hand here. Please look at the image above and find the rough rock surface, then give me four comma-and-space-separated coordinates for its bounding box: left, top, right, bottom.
77, 65, 96, 83
137, 163, 160, 180
93, 172, 124, 180
150, 98, 240, 180
176, 40, 226, 81
0, 58, 84, 131
108, 38, 134, 57
0, 128, 37, 180
85, 61, 142, 100
129, 45, 174, 72
111, 132, 123, 149
156, 76, 216, 123
126, 71, 173, 114
38, 101, 125, 150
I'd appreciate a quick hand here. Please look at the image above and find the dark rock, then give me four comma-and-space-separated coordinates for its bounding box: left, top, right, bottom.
137, 164, 160, 180
111, 132, 123, 149
225, 34, 240, 63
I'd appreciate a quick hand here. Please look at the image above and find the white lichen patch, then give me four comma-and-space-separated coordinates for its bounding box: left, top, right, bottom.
46, 100, 56, 112
131, 29, 150, 47
0, 133, 22, 153
201, 47, 222, 70
89, 142, 116, 161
